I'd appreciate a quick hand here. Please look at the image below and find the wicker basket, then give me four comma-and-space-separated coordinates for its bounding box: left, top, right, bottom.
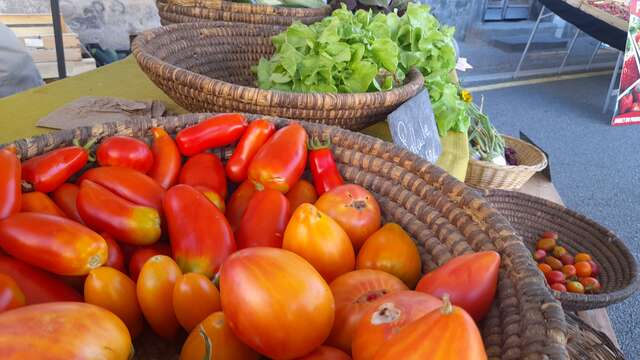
4, 113, 568, 359
565, 312, 624, 359
132, 22, 425, 130
466, 135, 548, 190
156, 0, 331, 26
484, 189, 639, 311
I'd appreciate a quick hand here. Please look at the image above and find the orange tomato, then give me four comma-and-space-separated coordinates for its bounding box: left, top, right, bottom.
536, 238, 556, 251
0, 302, 132, 359
296, 346, 351, 360
352, 290, 442, 360
0, 273, 25, 312
566, 281, 585, 294
287, 180, 318, 211
137, 255, 182, 339
84, 267, 143, 337
173, 273, 221, 331
356, 223, 421, 288
128, 244, 171, 282
575, 253, 592, 262
315, 184, 381, 250
283, 203, 355, 282
179, 312, 260, 360
220, 248, 335, 359
373, 296, 487, 360
538, 263, 552, 276
561, 264, 576, 279
580, 277, 601, 293
21, 191, 67, 217
575, 261, 592, 278
326, 269, 407, 353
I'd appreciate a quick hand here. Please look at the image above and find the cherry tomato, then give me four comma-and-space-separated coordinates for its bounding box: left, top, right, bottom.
416, 251, 500, 322
236, 188, 291, 249
575, 253, 592, 263
580, 277, 601, 293
84, 267, 143, 337
136, 255, 182, 339
225, 180, 256, 232
51, 183, 83, 223
179, 312, 260, 360
544, 256, 563, 270
541, 231, 558, 240
561, 264, 576, 279
180, 153, 228, 199
283, 203, 355, 282
20, 191, 67, 218
286, 179, 318, 212
356, 223, 422, 288
326, 269, 407, 353
96, 136, 154, 173
575, 261, 592, 278
173, 273, 221, 332
567, 281, 585, 294
536, 238, 556, 251
295, 346, 351, 360
588, 260, 600, 276
552, 246, 567, 257
102, 233, 125, 272
220, 248, 335, 360
352, 290, 442, 360
533, 249, 546, 262
538, 263, 552, 276
128, 244, 171, 282
551, 283, 567, 292
546, 270, 565, 284
559, 253, 574, 265
315, 184, 381, 250
0, 273, 25, 312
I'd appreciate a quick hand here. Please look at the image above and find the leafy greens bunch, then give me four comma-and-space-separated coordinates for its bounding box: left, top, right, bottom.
255, 3, 470, 135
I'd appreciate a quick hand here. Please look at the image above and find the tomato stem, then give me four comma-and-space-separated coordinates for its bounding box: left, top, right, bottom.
441, 294, 453, 315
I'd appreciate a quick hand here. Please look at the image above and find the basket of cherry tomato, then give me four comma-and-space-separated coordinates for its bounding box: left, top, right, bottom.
483, 189, 639, 311
0, 113, 570, 359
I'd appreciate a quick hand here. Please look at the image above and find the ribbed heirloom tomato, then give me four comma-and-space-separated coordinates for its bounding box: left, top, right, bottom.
315, 184, 381, 250
326, 269, 408, 353
220, 247, 335, 360
352, 291, 442, 360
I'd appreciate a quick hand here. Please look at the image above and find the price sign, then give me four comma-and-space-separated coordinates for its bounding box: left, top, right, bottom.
387, 89, 441, 162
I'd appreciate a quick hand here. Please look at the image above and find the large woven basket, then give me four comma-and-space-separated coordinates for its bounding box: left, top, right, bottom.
484, 189, 639, 311
466, 135, 548, 190
4, 113, 568, 359
132, 22, 425, 130
565, 312, 624, 359
156, 0, 331, 26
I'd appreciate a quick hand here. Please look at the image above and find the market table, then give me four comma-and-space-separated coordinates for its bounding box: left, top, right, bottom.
0, 56, 622, 352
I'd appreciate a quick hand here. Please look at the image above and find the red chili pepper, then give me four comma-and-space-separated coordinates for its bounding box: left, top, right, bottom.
0, 145, 21, 220
51, 183, 83, 223
22, 139, 94, 193
225, 119, 276, 183
175, 114, 248, 156
308, 139, 344, 195
179, 153, 228, 199
96, 136, 154, 173
148, 128, 181, 189
21, 191, 68, 218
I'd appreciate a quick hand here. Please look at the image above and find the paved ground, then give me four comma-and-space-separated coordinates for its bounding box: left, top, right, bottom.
475, 75, 640, 358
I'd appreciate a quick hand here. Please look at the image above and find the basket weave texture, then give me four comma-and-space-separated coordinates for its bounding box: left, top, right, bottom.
4, 113, 568, 359
466, 135, 548, 190
484, 189, 638, 311
132, 22, 425, 130
156, 0, 331, 26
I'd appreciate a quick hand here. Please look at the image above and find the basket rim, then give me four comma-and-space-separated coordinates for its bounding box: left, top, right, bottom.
485, 188, 640, 310
469, 135, 548, 171
131, 21, 426, 107
159, 0, 333, 16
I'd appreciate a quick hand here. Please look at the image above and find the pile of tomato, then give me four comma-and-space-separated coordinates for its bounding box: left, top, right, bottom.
534, 231, 602, 294
0, 114, 501, 359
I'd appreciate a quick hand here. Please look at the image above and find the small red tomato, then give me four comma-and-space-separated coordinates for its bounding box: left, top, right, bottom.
550, 283, 567, 292
588, 260, 600, 276
559, 253, 574, 265
97, 136, 154, 173
546, 270, 565, 284
567, 281, 585, 294
533, 249, 546, 262
541, 231, 558, 240
0, 273, 26, 312
575, 261, 592, 278
538, 263, 552, 276
561, 265, 576, 279
575, 253, 592, 263
580, 277, 601, 293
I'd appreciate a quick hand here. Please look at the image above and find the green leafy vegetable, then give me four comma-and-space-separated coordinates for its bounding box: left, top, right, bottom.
255, 3, 470, 136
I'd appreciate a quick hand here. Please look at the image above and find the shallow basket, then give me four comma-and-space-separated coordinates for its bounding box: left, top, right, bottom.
484, 189, 639, 311
156, 0, 331, 26
132, 22, 425, 130
5, 113, 568, 359
466, 135, 548, 190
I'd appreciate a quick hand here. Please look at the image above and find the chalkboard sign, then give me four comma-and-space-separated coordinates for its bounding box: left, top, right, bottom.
387, 89, 441, 163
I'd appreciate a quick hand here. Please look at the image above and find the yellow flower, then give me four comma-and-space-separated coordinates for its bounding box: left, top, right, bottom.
461, 89, 473, 103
